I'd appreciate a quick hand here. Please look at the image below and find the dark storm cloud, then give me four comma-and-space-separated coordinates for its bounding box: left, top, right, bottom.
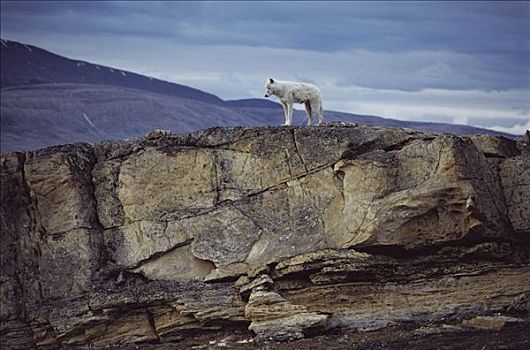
2, 1, 528, 54
2, 1, 528, 91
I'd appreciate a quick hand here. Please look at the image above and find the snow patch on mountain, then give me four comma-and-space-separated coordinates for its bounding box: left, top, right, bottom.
83, 113, 97, 129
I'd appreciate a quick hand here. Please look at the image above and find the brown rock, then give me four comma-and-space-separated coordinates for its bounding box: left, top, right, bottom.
471, 135, 518, 158
238, 274, 274, 300
146, 129, 171, 139
245, 289, 329, 341
131, 244, 214, 281
463, 316, 507, 331
500, 156, 530, 235
1, 125, 529, 348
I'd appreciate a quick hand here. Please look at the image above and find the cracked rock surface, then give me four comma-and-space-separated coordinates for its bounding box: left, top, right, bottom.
1, 124, 529, 349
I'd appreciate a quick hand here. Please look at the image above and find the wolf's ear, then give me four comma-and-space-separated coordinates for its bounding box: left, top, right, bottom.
268, 78, 275, 84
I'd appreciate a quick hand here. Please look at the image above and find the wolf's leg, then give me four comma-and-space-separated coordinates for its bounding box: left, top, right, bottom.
285, 103, 293, 126
282, 102, 289, 125
304, 101, 313, 126
315, 99, 324, 126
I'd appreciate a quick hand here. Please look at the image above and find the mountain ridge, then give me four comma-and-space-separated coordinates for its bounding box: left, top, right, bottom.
0, 39, 224, 104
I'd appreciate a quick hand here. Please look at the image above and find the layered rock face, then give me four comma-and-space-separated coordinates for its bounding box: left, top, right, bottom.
1, 124, 529, 349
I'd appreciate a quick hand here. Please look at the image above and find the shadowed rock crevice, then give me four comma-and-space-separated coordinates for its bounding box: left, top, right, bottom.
129, 237, 194, 271
1, 124, 529, 348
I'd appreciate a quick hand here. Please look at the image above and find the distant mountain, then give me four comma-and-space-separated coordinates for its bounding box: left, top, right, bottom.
225, 98, 280, 108
0, 39, 223, 104
0, 39, 517, 152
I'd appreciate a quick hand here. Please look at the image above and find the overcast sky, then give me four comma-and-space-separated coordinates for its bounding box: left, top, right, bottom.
1, 1, 529, 133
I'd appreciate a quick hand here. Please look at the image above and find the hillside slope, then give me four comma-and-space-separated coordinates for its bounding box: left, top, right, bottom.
0, 84, 269, 151
1, 124, 529, 348
0, 39, 222, 104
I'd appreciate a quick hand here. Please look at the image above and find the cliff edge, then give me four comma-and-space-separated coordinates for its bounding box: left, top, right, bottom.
1, 124, 529, 349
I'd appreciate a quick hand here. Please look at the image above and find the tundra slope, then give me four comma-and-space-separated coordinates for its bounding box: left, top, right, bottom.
2, 123, 529, 348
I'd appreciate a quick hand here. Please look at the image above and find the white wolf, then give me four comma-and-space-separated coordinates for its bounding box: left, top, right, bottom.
264, 78, 324, 126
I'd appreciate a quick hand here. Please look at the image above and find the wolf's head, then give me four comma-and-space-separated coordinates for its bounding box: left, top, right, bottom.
264, 77, 275, 97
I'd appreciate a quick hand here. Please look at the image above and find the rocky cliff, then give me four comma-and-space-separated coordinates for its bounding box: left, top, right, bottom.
1, 124, 529, 349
